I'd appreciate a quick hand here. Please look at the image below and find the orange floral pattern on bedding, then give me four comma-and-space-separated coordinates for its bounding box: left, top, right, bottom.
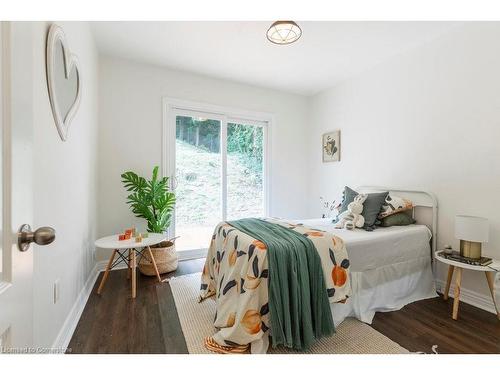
199, 218, 351, 350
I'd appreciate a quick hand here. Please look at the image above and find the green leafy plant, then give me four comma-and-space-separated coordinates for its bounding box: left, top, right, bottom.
121, 166, 176, 233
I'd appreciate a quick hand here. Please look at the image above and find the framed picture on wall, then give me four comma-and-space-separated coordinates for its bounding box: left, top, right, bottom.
322, 130, 340, 162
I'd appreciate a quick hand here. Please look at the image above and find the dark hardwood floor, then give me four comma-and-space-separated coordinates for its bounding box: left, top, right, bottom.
68, 258, 499, 354
68, 258, 204, 354
372, 294, 500, 353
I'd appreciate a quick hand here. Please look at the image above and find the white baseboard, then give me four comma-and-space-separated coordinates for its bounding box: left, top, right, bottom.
52, 262, 100, 350
435, 279, 498, 315
95, 259, 129, 271
52, 260, 129, 350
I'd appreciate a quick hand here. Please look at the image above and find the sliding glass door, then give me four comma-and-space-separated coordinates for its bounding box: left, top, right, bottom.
169, 108, 267, 254
226, 122, 265, 220
174, 114, 223, 253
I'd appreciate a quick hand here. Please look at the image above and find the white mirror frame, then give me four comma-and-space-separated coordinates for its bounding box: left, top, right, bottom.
46, 23, 81, 141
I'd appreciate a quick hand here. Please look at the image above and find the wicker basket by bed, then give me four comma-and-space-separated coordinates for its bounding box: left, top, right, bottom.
138, 240, 178, 275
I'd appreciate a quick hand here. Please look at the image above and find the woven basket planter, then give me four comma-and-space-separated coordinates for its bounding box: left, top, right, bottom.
138, 240, 178, 276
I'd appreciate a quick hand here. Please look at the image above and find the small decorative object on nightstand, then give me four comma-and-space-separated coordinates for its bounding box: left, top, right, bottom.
435, 251, 500, 321
443, 244, 453, 255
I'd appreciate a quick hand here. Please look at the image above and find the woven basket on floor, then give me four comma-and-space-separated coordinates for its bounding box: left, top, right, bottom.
138, 240, 178, 275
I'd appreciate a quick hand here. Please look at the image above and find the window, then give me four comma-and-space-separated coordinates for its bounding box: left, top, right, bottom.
163, 100, 270, 256
226, 122, 264, 220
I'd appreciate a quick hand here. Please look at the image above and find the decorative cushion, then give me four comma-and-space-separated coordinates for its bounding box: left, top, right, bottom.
378, 194, 414, 219
334, 186, 388, 230
335, 186, 358, 220
361, 191, 389, 230
379, 211, 416, 227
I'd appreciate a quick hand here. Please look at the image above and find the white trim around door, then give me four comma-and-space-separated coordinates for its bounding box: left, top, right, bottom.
162, 97, 273, 260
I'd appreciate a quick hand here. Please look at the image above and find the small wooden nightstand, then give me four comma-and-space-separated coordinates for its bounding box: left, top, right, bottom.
434, 251, 500, 320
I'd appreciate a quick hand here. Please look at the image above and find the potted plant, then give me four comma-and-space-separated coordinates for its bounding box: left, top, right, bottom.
121, 166, 177, 275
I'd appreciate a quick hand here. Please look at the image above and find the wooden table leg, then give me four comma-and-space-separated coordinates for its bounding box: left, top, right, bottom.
443, 265, 455, 301
131, 249, 137, 299
97, 249, 117, 295
127, 249, 131, 280
147, 246, 162, 282
484, 271, 500, 321
452, 267, 462, 320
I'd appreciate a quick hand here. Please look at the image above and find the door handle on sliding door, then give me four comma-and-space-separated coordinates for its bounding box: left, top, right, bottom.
170, 175, 178, 190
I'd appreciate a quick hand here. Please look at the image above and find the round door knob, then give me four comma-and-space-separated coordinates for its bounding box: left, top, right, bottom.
18, 224, 56, 252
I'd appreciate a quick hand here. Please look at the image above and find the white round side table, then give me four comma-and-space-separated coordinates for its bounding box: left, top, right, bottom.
434, 251, 500, 321
95, 233, 166, 298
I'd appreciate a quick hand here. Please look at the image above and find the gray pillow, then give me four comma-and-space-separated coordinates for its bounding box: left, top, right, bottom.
362, 191, 389, 230
334, 186, 388, 230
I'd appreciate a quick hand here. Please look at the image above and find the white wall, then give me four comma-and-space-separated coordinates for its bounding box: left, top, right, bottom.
31, 22, 99, 347
18, 20, 500, 347
97, 57, 309, 260
307, 23, 500, 306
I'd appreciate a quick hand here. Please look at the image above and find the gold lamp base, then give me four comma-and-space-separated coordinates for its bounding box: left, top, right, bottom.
460, 240, 482, 259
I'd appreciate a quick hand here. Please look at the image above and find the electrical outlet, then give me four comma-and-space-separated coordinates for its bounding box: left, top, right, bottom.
53, 279, 60, 304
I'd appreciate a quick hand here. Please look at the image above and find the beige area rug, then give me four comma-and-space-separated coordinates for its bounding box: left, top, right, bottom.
169, 272, 409, 354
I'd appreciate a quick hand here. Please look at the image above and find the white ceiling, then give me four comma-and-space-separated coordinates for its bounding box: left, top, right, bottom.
91, 21, 460, 96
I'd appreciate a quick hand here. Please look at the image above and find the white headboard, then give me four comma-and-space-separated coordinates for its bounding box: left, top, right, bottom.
357, 186, 438, 255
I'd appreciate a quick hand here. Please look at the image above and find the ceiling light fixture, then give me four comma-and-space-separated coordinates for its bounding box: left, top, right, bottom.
266, 21, 302, 45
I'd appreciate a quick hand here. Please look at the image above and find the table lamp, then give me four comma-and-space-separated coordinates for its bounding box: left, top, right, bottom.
455, 215, 489, 259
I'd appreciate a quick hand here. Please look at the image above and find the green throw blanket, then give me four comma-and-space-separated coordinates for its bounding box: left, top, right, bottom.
227, 218, 334, 350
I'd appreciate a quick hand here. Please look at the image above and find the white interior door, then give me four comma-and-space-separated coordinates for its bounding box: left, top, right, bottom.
0, 22, 35, 351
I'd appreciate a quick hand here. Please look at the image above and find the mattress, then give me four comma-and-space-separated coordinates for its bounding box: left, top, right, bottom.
296, 218, 432, 272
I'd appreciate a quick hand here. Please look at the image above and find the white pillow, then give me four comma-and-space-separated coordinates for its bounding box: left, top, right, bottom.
378, 194, 413, 219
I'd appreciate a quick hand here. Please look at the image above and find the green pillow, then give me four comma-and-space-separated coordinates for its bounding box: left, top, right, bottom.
380, 211, 416, 227
336, 186, 358, 219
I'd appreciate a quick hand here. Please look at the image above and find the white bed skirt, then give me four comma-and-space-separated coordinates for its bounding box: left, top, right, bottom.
252, 256, 437, 353
331, 255, 437, 326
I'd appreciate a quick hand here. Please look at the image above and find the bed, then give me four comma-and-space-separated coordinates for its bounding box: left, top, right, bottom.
295, 218, 437, 326
199, 186, 438, 353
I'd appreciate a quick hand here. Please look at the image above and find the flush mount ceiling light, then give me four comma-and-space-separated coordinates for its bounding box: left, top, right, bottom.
266, 21, 302, 45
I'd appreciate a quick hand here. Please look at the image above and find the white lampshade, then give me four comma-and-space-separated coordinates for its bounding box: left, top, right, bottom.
455, 215, 489, 243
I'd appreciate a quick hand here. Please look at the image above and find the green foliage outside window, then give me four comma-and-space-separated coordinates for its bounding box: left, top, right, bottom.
227, 123, 263, 175
175, 116, 263, 175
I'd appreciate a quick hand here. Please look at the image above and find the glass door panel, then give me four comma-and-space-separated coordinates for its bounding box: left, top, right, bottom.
226, 122, 264, 220
175, 115, 221, 252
